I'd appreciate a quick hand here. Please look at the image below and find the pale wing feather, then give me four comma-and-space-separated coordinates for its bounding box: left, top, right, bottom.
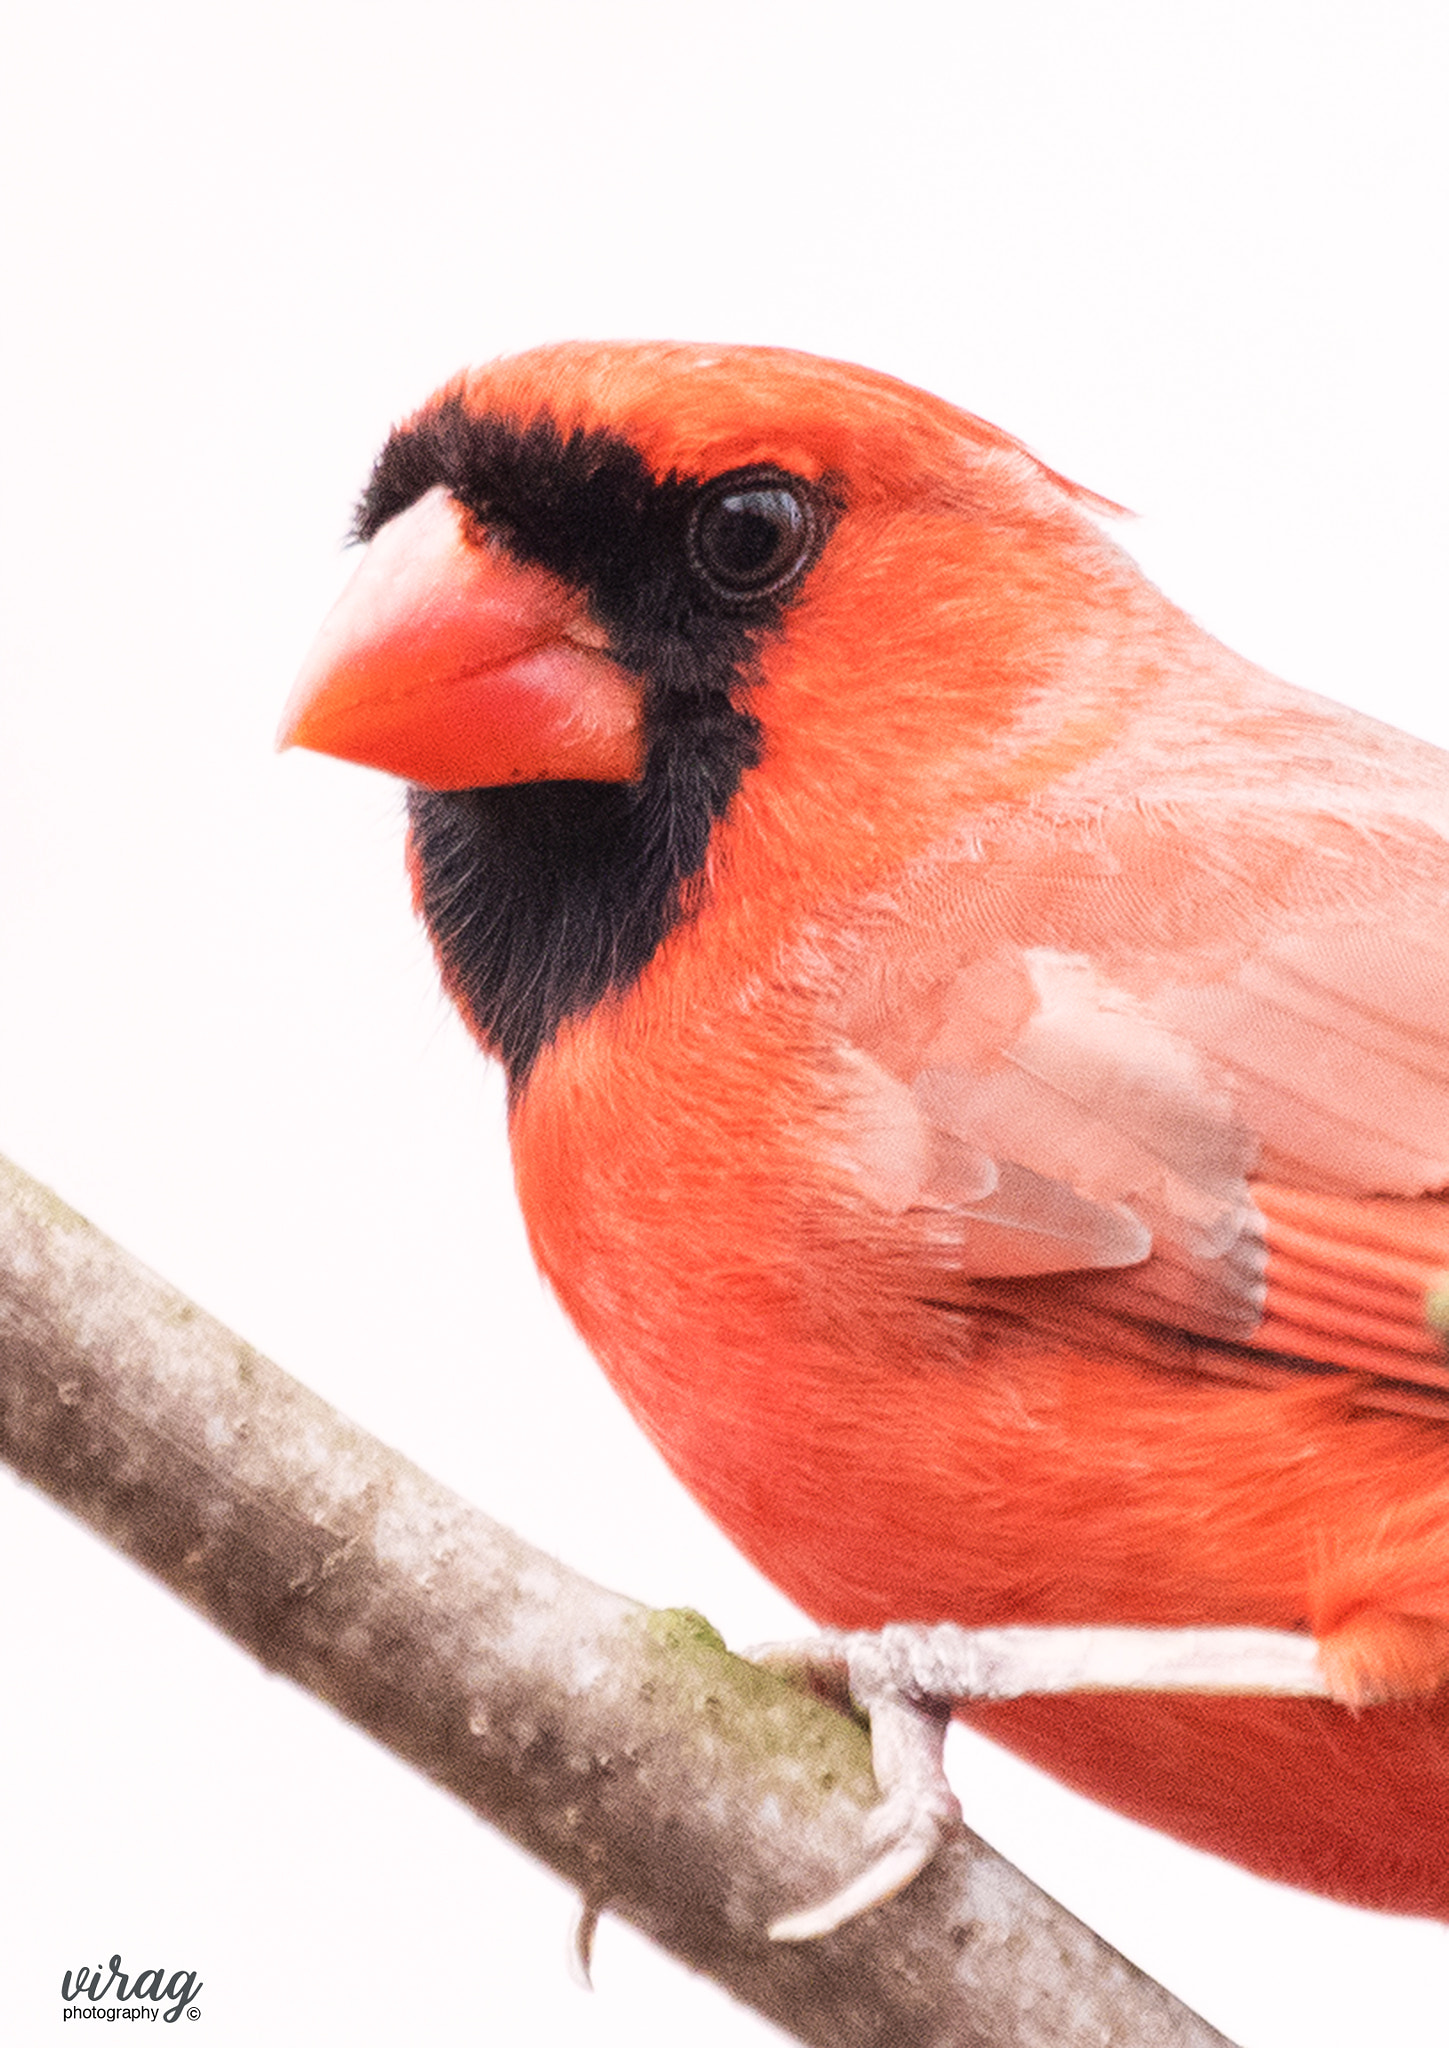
834, 946, 1263, 1327
1156, 927, 1449, 1194
832, 778, 1449, 1343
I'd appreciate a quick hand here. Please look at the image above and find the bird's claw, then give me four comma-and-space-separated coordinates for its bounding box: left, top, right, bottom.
756, 1628, 963, 1941
755, 1620, 1330, 1939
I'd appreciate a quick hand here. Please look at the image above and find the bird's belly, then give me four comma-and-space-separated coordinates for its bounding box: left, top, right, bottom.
512, 1028, 1449, 1917
567, 1274, 1449, 1917
514, 1034, 1449, 1642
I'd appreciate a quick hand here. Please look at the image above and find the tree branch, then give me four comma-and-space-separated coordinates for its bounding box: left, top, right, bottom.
0, 1151, 1234, 2048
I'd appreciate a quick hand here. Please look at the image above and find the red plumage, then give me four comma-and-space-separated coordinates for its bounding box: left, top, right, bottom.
285, 343, 1449, 1917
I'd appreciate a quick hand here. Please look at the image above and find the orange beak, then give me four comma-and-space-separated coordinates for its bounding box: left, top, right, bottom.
278, 485, 645, 789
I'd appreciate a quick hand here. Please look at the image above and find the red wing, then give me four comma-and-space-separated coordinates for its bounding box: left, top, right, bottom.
829, 795, 1449, 1406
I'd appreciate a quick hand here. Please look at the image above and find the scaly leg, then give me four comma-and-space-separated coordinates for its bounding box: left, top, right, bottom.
755, 1623, 1330, 1940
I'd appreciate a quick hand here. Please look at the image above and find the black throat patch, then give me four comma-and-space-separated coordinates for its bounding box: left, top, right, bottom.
356, 398, 833, 1092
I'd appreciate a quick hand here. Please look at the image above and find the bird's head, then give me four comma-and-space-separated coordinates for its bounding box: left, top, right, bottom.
281, 341, 1130, 1085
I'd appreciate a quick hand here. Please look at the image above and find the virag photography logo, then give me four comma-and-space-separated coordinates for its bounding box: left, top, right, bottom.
60, 1956, 202, 2024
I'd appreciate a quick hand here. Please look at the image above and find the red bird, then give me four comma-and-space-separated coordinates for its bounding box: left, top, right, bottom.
283, 343, 1449, 1921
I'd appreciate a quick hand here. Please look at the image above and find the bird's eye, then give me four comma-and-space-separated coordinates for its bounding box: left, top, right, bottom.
689, 473, 816, 602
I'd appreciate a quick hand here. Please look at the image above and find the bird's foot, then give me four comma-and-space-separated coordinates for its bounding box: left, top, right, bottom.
754, 1621, 1330, 1940
758, 1626, 961, 1939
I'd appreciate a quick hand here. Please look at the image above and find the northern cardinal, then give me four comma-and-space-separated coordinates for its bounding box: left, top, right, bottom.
283, 342, 1449, 1921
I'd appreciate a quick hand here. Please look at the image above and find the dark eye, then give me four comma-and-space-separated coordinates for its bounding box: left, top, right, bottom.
689, 472, 816, 602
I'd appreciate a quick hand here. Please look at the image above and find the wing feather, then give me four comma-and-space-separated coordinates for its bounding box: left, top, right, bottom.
827, 776, 1449, 1396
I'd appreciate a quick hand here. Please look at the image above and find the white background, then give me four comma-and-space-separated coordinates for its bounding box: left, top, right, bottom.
3, 3, 1447, 2042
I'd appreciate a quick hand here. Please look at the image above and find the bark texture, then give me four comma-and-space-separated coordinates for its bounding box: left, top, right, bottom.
0, 1151, 1234, 2047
